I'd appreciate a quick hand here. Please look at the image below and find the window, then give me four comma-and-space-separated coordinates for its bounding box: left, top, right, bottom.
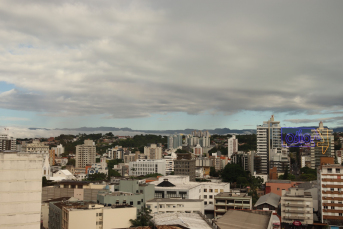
331, 206, 335, 210
339, 213, 343, 216
209, 195, 213, 199
209, 201, 213, 204
204, 201, 207, 205
324, 206, 328, 209
331, 188, 334, 192
137, 201, 141, 205
277, 188, 280, 191
99, 213, 102, 216
209, 189, 213, 192
96, 213, 99, 216
331, 201, 335, 203
336, 168, 340, 173
215, 189, 218, 193
220, 189, 224, 193
328, 168, 332, 173
204, 189, 207, 192
116, 200, 119, 205
123, 200, 126, 204
130, 201, 133, 205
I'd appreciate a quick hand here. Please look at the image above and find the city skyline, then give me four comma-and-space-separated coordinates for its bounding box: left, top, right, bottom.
2, 1, 343, 133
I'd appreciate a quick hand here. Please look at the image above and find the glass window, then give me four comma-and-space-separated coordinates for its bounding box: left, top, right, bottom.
209, 189, 213, 192
337, 168, 341, 173
204, 201, 207, 205
328, 168, 332, 173
215, 189, 218, 193
220, 189, 224, 193
331, 188, 334, 192
204, 189, 207, 192
209, 195, 213, 199
204, 195, 207, 198
130, 201, 133, 205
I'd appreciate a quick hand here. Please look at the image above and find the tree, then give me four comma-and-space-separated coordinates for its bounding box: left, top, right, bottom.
210, 167, 220, 177
283, 165, 289, 180
129, 207, 153, 227
237, 177, 249, 188
175, 149, 190, 154
221, 164, 247, 183
67, 159, 75, 166
86, 173, 107, 181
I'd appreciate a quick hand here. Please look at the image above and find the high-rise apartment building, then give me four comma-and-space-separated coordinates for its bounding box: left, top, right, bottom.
167, 134, 183, 149
0, 134, 16, 150
144, 143, 162, 159
227, 135, 238, 159
257, 115, 282, 174
318, 160, 343, 224
75, 140, 96, 168
0, 151, 44, 229
311, 121, 334, 169
51, 144, 64, 157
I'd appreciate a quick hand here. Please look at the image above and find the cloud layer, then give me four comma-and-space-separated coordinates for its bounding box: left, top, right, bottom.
1, 0, 343, 120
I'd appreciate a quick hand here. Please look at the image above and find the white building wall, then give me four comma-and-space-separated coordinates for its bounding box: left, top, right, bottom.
129, 159, 167, 176
0, 152, 44, 229
147, 201, 204, 214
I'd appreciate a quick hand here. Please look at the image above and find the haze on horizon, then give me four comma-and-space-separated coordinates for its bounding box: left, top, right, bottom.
1, 0, 343, 135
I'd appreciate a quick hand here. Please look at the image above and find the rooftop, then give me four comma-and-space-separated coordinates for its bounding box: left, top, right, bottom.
216, 210, 272, 229
254, 193, 280, 208
147, 199, 203, 203
215, 192, 251, 198
152, 213, 211, 229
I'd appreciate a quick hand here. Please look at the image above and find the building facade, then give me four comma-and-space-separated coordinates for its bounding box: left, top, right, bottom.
214, 191, 252, 219
22, 139, 49, 154
174, 159, 196, 181
0, 134, 16, 150
0, 151, 44, 229
146, 199, 204, 214
75, 140, 96, 168
129, 159, 167, 176
311, 121, 334, 169
281, 188, 313, 226
227, 135, 238, 159
318, 163, 343, 224
257, 115, 282, 175
144, 144, 162, 159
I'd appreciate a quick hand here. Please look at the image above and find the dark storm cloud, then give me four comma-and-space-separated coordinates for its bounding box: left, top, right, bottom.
0, 0, 343, 119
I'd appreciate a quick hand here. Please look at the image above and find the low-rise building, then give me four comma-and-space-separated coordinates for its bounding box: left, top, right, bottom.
150, 176, 230, 206
49, 199, 136, 229
22, 139, 49, 154
97, 179, 155, 213
151, 213, 211, 229
281, 188, 313, 226
129, 159, 167, 176
214, 191, 252, 219
215, 210, 275, 229
50, 170, 76, 182
265, 180, 302, 196
146, 199, 204, 214
254, 192, 280, 213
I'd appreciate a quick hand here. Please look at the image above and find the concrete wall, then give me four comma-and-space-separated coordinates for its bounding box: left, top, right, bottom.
0, 152, 43, 229
103, 207, 136, 229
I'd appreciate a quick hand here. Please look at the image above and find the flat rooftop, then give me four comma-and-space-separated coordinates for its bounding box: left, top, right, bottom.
215, 192, 250, 198
216, 210, 272, 229
147, 199, 203, 203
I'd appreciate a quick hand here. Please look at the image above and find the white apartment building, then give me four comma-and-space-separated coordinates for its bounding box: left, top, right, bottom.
0, 151, 44, 229
227, 135, 238, 159
75, 140, 96, 168
257, 115, 282, 175
150, 176, 230, 205
22, 139, 49, 154
0, 134, 16, 150
301, 156, 311, 168
129, 159, 167, 176
311, 121, 334, 169
87, 157, 108, 175
318, 163, 343, 223
144, 143, 162, 159
281, 188, 313, 225
147, 199, 204, 214
52, 144, 65, 157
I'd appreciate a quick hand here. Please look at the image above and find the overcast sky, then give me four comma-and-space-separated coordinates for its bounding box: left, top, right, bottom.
1, 0, 343, 134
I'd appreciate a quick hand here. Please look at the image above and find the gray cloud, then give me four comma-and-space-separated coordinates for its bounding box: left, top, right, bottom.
284, 116, 343, 124
1, 0, 343, 119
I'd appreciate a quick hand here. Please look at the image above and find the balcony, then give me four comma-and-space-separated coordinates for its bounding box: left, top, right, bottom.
283, 215, 305, 220
283, 203, 305, 207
